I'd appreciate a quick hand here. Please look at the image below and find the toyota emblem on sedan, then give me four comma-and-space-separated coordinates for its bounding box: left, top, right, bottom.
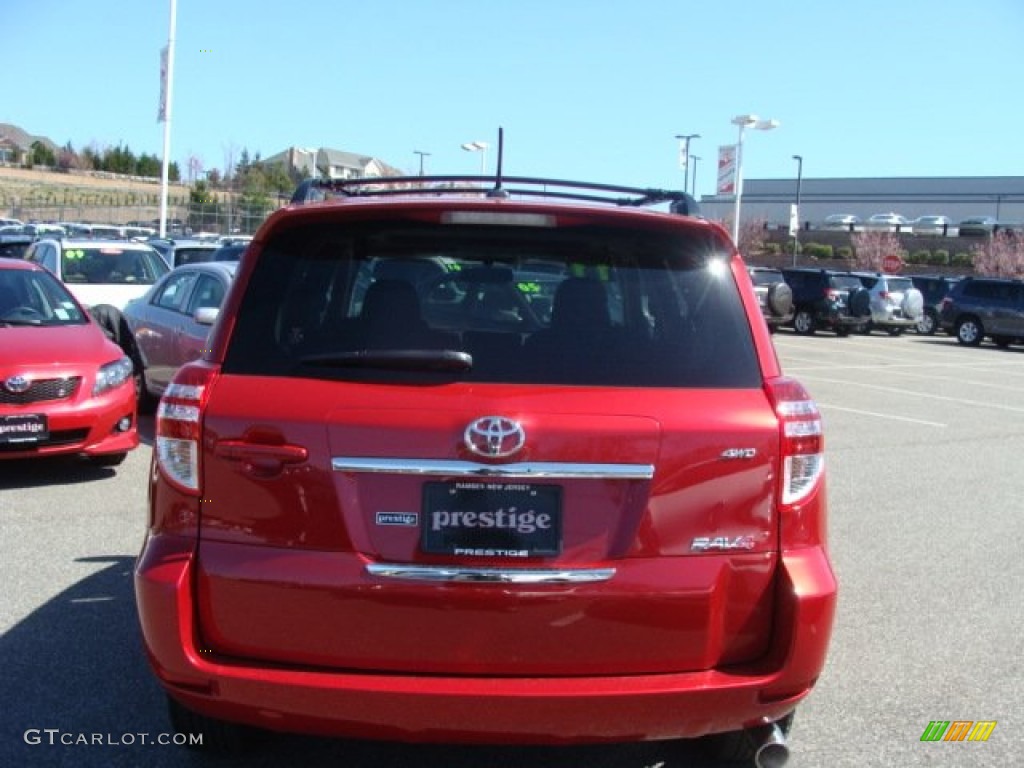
464, 416, 525, 458
4, 375, 31, 394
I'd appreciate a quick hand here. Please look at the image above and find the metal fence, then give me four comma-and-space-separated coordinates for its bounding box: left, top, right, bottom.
1, 200, 280, 236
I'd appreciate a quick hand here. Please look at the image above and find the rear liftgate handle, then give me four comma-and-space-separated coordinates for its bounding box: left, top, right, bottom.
214, 439, 308, 477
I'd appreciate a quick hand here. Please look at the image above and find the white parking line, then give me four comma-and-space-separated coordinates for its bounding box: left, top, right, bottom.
774, 336, 1024, 373
775, 342, 972, 365
800, 374, 1024, 415
817, 403, 947, 428
786, 360, 1024, 392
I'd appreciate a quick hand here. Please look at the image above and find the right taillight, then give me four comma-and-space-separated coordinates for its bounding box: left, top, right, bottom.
155, 362, 217, 495
767, 377, 824, 507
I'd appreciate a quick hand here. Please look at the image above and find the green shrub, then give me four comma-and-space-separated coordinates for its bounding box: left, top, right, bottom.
763, 242, 781, 255
951, 251, 973, 268
836, 246, 853, 260
803, 242, 833, 260
928, 249, 950, 266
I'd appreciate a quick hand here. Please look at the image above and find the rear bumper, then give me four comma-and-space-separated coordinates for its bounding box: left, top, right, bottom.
761, 309, 794, 328
135, 535, 836, 744
869, 311, 919, 328
819, 312, 864, 330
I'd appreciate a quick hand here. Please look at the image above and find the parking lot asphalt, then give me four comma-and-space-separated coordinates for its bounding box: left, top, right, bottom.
1, 330, 1021, 767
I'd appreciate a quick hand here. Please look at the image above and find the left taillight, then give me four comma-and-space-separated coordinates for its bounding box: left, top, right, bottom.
155, 362, 216, 494
766, 377, 825, 507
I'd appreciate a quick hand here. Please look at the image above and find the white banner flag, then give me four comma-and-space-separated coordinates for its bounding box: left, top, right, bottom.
717, 145, 737, 196
678, 143, 689, 172
157, 46, 168, 123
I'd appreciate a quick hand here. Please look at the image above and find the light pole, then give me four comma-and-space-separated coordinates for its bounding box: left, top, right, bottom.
674, 133, 700, 194
690, 155, 701, 199
730, 114, 779, 246
413, 150, 431, 176
158, 0, 177, 238
461, 141, 489, 175
792, 154, 803, 266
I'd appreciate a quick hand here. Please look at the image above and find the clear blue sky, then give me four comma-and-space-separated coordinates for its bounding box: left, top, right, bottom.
3, 0, 1022, 196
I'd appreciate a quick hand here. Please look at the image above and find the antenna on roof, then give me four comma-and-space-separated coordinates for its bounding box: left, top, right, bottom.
487, 127, 509, 199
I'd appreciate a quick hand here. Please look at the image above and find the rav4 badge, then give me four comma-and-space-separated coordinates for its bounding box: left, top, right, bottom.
691, 536, 757, 552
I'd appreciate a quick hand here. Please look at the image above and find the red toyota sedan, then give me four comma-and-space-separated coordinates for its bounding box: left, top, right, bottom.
0, 259, 137, 465
136, 174, 836, 764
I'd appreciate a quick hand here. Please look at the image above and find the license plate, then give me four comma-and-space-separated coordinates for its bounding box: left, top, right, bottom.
422, 481, 562, 557
0, 413, 49, 444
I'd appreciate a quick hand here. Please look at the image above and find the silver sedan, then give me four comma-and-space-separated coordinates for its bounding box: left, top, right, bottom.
122, 261, 237, 404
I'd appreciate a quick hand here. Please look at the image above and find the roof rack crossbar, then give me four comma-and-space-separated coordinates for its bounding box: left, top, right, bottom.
291, 176, 699, 214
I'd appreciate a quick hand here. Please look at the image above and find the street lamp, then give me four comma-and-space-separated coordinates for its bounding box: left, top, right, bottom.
674, 133, 700, 194
413, 150, 431, 176
461, 141, 489, 174
792, 154, 803, 266
690, 155, 701, 199
730, 114, 779, 246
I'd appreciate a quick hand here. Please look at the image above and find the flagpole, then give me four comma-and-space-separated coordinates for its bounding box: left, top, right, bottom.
158, 0, 177, 238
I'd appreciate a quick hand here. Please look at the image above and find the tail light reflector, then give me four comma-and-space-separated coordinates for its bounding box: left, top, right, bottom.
766, 377, 824, 506
155, 364, 216, 494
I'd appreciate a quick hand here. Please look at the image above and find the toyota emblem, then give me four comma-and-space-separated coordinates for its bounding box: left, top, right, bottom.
4, 375, 31, 394
464, 416, 525, 458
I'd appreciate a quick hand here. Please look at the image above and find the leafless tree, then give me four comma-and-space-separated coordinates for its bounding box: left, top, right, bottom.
737, 216, 768, 258
971, 230, 1024, 279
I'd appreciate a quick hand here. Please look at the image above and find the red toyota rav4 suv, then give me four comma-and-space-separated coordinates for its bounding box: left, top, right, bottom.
135, 172, 836, 764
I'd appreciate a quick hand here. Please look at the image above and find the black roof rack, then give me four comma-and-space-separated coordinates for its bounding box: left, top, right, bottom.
290, 175, 700, 216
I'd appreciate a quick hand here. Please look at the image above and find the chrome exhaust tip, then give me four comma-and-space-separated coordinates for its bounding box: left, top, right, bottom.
750, 721, 790, 768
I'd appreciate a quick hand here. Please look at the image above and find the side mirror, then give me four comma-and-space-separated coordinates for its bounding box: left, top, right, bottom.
194, 307, 219, 325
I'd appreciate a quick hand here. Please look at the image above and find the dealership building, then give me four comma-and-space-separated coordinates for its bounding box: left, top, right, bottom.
698, 176, 1024, 228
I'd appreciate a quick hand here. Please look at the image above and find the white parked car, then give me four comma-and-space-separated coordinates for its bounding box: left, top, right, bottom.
865, 213, 911, 231
24, 238, 169, 311
23, 238, 172, 394
822, 213, 861, 230
853, 272, 925, 335
912, 215, 952, 235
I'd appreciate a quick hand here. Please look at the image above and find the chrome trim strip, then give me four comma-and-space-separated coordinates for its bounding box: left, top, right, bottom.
366, 563, 616, 584
333, 457, 654, 480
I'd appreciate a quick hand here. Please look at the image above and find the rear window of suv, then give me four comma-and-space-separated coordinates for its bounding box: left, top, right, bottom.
749, 268, 784, 286
829, 274, 863, 290
223, 219, 761, 388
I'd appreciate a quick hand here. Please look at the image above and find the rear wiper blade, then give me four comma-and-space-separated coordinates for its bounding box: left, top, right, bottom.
300, 349, 473, 372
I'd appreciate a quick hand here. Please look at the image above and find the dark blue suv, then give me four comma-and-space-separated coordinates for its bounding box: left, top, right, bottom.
781, 268, 870, 336
939, 277, 1024, 347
